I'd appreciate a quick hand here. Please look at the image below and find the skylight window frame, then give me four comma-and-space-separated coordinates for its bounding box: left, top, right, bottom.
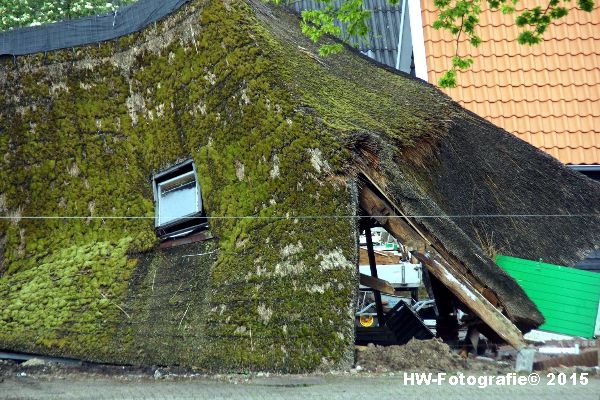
152, 159, 206, 239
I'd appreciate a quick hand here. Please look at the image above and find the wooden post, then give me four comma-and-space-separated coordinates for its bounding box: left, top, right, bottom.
421, 267, 436, 304
365, 226, 385, 325
428, 271, 459, 342
360, 185, 497, 304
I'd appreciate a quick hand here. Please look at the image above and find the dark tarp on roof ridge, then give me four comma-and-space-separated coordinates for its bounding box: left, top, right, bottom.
0, 0, 189, 56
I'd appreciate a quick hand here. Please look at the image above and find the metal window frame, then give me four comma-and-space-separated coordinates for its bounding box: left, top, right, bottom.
156, 170, 199, 227
152, 159, 205, 238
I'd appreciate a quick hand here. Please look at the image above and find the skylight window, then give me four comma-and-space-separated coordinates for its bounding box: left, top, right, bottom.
152, 160, 206, 239
157, 171, 198, 226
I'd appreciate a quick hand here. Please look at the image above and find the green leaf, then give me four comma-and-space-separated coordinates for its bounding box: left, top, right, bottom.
451, 56, 474, 70
517, 30, 541, 45
501, 5, 515, 14
318, 43, 344, 56
470, 36, 482, 47
439, 70, 457, 88
579, 0, 594, 12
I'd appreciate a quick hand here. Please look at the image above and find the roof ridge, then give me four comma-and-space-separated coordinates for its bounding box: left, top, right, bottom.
423, 21, 600, 30
445, 82, 600, 89
496, 129, 599, 135
429, 66, 600, 73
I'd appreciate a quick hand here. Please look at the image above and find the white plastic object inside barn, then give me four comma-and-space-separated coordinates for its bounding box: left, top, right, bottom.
152, 159, 207, 239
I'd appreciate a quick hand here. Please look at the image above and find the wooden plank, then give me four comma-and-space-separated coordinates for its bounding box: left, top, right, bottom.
414, 252, 526, 349
359, 185, 428, 250
359, 184, 526, 349
359, 273, 395, 295
159, 230, 213, 249
359, 172, 431, 244
359, 248, 401, 265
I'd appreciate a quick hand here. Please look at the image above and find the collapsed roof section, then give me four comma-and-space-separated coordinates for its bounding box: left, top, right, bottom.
255, 1, 599, 331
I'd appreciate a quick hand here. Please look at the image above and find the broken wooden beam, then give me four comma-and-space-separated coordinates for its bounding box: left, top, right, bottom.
360, 182, 499, 307
359, 273, 396, 295
359, 183, 526, 349
359, 185, 474, 288
413, 252, 526, 350
359, 185, 428, 251
359, 248, 401, 265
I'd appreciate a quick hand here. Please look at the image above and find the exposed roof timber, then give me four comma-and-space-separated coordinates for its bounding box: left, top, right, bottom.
359, 174, 496, 302
413, 252, 525, 349
359, 273, 396, 295
358, 182, 526, 349
358, 183, 484, 298
360, 171, 431, 246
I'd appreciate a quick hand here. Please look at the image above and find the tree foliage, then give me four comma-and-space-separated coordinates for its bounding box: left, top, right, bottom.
273, 0, 596, 87
0, 0, 136, 32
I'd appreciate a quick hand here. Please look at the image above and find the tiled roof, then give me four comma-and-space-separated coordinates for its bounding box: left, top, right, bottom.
293, 0, 404, 68
420, 0, 600, 165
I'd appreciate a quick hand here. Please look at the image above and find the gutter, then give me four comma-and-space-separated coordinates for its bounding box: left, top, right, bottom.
568, 165, 600, 172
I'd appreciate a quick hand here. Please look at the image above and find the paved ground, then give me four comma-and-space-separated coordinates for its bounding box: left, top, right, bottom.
1, 373, 599, 400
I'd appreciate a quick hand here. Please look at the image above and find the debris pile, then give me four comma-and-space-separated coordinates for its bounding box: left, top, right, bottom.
356, 339, 467, 372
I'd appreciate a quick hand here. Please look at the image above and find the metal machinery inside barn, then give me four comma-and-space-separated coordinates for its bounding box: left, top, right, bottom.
355, 218, 434, 346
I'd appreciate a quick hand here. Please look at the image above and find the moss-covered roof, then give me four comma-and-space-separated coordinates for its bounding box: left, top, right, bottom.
252, 2, 600, 329
0, 0, 598, 371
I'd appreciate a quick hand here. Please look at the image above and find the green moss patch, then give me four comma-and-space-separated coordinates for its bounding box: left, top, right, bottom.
0, 0, 361, 371
0, 238, 135, 359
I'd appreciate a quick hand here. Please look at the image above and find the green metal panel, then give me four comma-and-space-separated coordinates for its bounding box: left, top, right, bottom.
496, 255, 600, 338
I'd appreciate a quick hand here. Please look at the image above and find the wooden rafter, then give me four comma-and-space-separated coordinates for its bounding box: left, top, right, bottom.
359, 273, 396, 295
358, 183, 526, 349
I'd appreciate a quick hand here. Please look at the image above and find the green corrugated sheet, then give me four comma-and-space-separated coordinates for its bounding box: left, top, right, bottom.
496, 254, 600, 338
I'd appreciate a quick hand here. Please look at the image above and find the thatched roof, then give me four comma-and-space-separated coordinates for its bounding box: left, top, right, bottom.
0, 0, 598, 370
253, 1, 600, 330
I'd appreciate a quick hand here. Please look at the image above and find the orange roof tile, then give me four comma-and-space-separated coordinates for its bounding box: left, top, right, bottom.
420, 0, 600, 165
